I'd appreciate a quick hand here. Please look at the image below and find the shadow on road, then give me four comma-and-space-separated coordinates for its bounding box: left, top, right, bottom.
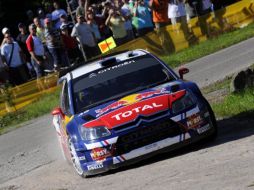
93, 110, 254, 178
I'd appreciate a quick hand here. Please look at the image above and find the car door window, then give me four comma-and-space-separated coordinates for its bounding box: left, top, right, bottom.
61, 80, 71, 116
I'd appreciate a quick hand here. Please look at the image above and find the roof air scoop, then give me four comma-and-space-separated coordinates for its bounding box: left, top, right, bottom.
100, 57, 117, 67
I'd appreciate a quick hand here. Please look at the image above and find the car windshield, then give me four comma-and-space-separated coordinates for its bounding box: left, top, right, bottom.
72, 54, 175, 113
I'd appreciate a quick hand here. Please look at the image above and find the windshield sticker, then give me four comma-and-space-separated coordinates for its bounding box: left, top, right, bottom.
95, 88, 169, 117
98, 60, 135, 74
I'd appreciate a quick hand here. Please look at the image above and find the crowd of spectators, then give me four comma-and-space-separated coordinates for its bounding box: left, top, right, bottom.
0, 0, 229, 86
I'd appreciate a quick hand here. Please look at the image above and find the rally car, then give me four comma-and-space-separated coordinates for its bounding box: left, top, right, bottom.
51, 49, 217, 177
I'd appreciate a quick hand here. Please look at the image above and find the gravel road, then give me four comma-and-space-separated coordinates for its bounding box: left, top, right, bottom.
1, 38, 254, 190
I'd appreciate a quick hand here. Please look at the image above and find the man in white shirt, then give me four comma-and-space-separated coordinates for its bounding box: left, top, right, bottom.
71, 14, 98, 60
1, 34, 29, 85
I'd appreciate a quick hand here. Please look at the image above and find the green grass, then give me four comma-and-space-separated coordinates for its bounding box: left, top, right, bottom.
212, 88, 254, 118
201, 76, 231, 94
162, 23, 254, 67
0, 88, 60, 134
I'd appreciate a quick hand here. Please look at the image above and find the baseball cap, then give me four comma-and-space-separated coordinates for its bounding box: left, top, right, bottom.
2, 27, 9, 35
60, 13, 67, 18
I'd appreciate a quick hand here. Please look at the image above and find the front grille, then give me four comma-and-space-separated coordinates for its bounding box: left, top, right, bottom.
115, 119, 182, 155
113, 110, 169, 132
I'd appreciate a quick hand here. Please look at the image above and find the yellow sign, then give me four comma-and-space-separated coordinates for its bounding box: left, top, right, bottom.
98, 37, 117, 54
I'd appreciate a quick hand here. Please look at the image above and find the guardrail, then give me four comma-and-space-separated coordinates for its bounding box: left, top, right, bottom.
0, 0, 253, 117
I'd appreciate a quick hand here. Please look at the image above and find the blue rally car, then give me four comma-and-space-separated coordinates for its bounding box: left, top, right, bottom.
51, 49, 217, 177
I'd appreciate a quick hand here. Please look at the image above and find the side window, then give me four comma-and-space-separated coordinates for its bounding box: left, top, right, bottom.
60, 80, 71, 116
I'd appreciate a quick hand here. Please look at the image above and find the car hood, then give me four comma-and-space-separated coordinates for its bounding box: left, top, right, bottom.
77, 81, 186, 129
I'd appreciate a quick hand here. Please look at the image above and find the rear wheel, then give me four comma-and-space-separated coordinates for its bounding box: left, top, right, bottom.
68, 138, 87, 177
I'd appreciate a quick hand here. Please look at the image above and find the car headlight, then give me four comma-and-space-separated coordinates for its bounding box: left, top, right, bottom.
172, 91, 196, 114
80, 126, 111, 141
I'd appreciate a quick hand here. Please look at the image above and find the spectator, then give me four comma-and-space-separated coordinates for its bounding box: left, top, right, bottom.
130, 0, 154, 36
44, 18, 69, 68
37, 8, 46, 27
1, 27, 11, 47
105, 8, 127, 46
26, 24, 48, 78
44, 3, 54, 19
149, 0, 175, 53
184, 0, 195, 21
0, 50, 9, 83
16, 23, 33, 78
51, 0, 67, 29
1, 33, 29, 85
88, 2, 112, 40
60, 24, 82, 64
76, 0, 86, 17
189, 0, 212, 37
71, 14, 98, 60
34, 17, 46, 44
121, 0, 135, 40
86, 10, 102, 42
60, 14, 74, 34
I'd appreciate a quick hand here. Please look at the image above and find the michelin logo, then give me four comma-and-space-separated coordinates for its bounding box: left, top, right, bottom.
87, 163, 104, 171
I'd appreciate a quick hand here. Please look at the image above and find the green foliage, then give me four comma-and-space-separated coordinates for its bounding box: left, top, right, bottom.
0, 88, 60, 134
212, 88, 254, 118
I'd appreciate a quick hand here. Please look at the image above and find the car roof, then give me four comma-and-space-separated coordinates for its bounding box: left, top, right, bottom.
62, 49, 150, 82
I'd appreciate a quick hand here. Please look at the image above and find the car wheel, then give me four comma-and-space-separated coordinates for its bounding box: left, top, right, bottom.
204, 98, 218, 141
68, 138, 87, 177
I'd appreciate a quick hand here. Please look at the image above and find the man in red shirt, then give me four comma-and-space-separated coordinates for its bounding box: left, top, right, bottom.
26, 24, 48, 77
149, 0, 175, 54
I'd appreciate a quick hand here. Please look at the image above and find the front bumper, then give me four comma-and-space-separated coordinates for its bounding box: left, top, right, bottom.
81, 122, 215, 176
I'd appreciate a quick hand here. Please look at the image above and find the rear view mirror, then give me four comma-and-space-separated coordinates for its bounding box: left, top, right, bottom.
51, 107, 65, 118
178, 67, 189, 79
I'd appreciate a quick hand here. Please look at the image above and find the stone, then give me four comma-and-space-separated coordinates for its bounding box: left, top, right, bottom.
230, 67, 254, 93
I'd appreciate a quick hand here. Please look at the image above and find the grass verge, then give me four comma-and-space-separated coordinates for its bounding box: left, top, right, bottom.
162, 23, 254, 67
0, 88, 60, 134
212, 87, 254, 118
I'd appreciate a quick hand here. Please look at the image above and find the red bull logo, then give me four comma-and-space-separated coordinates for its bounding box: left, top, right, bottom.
95, 88, 168, 117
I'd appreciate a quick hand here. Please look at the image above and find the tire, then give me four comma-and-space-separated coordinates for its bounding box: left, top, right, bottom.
203, 98, 218, 141
68, 138, 87, 178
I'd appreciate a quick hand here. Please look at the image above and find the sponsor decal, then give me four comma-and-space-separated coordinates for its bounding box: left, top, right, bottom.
90, 147, 111, 161
111, 103, 163, 121
87, 163, 104, 171
197, 124, 211, 134
98, 60, 135, 74
85, 90, 186, 129
85, 94, 169, 129
95, 88, 169, 117
187, 114, 203, 129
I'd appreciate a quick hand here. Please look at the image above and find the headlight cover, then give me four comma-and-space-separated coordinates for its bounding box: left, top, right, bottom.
80, 126, 111, 141
172, 91, 196, 114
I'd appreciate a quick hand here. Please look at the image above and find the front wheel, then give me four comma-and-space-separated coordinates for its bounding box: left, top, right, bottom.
68, 138, 87, 177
